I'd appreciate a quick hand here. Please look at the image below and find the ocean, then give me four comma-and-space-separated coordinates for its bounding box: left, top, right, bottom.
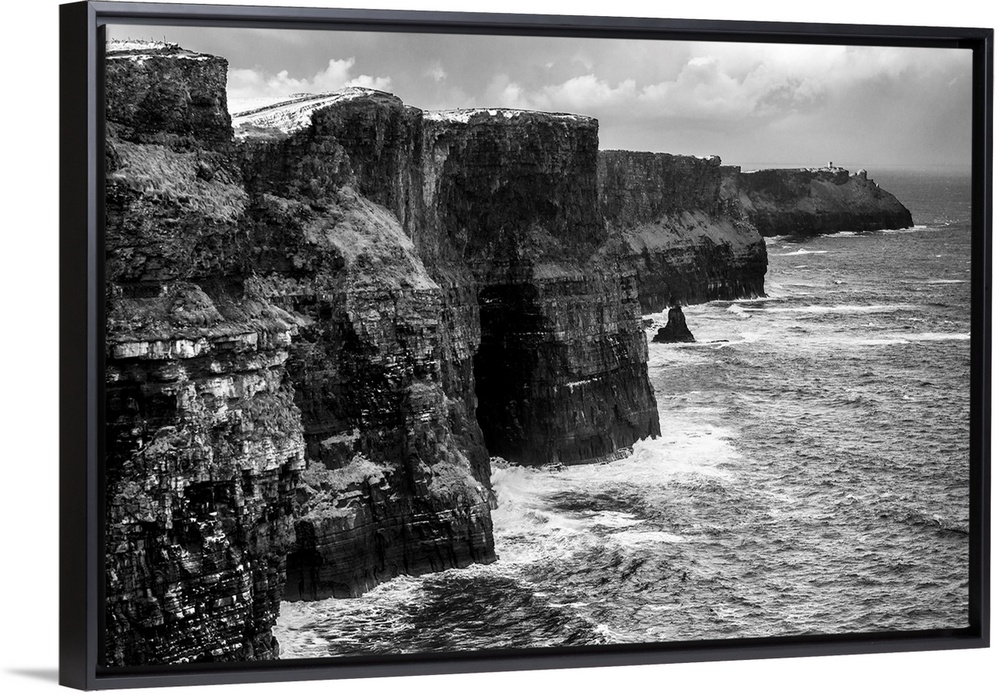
274, 169, 973, 657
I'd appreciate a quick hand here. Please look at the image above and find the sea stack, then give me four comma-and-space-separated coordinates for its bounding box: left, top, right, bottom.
653, 304, 696, 343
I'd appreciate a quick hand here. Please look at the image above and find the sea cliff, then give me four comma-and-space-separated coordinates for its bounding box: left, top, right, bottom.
103, 43, 660, 665
721, 165, 914, 236
103, 40, 914, 666
598, 150, 768, 312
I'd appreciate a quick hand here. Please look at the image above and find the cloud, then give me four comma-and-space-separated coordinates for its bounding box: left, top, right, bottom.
228, 57, 392, 99
108, 22, 972, 168
473, 43, 968, 130
425, 64, 447, 82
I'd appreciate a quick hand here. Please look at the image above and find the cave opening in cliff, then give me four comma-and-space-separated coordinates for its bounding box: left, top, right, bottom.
472, 282, 542, 465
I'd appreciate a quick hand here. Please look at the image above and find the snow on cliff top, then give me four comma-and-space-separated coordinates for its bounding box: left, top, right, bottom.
106, 39, 213, 61
232, 89, 593, 140
231, 88, 394, 139
424, 108, 592, 124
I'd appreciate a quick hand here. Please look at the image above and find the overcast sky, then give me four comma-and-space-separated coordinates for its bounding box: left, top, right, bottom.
106, 24, 972, 171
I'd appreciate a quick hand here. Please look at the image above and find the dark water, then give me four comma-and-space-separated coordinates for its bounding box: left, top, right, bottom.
275, 170, 972, 657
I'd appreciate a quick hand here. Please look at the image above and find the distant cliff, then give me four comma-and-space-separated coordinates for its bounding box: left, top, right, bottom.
721, 165, 913, 236
598, 150, 767, 312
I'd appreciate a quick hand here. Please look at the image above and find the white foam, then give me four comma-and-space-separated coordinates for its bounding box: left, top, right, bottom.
613, 530, 689, 546
769, 304, 916, 315
853, 338, 912, 346
774, 248, 831, 256
902, 332, 971, 342
487, 428, 738, 569
588, 511, 644, 528
880, 225, 929, 235
900, 279, 968, 285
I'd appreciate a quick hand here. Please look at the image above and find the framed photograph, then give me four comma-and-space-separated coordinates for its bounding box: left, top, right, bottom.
59, 0, 991, 689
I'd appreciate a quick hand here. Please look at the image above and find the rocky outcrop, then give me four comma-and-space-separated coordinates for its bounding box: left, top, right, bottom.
103, 122, 305, 663
652, 305, 696, 343
721, 165, 913, 236
104, 48, 664, 666
105, 40, 232, 146
103, 51, 494, 664
421, 111, 659, 464
598, 150, 767, 312
244, 97, 661, 465
239, 188, 496, 602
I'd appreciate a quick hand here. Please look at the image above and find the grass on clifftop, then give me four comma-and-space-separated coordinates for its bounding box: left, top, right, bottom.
109, 139, 247, 222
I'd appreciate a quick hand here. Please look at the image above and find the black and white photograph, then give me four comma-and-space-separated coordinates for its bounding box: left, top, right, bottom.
98, 15, 977, 669
2, 1, 990, 693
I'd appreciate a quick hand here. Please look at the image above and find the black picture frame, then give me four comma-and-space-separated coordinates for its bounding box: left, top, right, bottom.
59, 1, 992, 689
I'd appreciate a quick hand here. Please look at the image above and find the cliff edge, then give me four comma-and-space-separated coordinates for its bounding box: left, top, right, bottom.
598, 150, 768, 312
722, 165, 913, 236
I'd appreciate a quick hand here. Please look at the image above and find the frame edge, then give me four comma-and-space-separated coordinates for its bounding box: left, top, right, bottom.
60, 1, 99, 690
69, 2, 993, 688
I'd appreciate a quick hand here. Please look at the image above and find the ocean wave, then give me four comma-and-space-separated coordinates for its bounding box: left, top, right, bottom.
897, 332, 971, 342
900, 279, 969, 285
613, 530, 690, 546
853, 338, 912, 346
880, 225, 933, 235
769, 303, 917, 315
774, 248, 831, 256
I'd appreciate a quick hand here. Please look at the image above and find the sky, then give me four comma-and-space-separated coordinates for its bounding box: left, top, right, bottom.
106, 24, 972, 171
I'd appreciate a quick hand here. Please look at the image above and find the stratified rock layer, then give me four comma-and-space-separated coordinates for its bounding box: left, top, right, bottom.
239, 187, 496, 602
598, 150, 767, 312
422, 112, 659, 464
105, 41, 232, 145
722, 165, 913, 236
105, 55, 665, 665
104, 66, 305, 662
103, 59, 494, 663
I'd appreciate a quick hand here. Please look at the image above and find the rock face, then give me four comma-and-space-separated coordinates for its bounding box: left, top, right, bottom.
652, 306, 696, 343
422, 111, 659, 464
238, 184, 497, 602
104, 42, 914, 666
598, 150, 768, 313
104, 46, 662, 667
104, 43, 304, 664
722, 165, 913, 236
105, 41, 232, 145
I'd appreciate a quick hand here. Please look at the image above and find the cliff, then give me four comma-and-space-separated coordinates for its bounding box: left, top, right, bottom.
239, 184, 496, 602
105, 40, 232, 146
103, 48, 494, 664
722, 165, 914, 236
598, 150, 767, 312
242, 96, 660, 465
104, 43, 912, 665
420, 111, 659, 464
104, 43, 304, 663
104, 46, 661, 666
